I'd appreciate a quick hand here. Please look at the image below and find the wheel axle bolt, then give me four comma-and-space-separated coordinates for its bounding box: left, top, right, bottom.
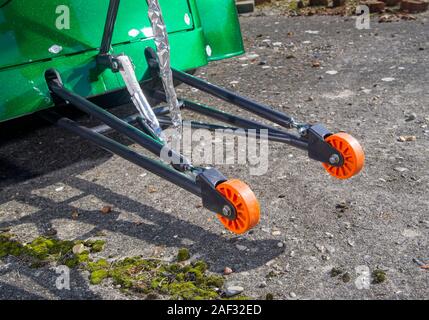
329, 154, 340, 165
222, 206, 232, 217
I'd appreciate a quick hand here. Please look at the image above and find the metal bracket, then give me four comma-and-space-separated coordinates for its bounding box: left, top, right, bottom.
96, 54, 121, 72
307, 124, 344, 167
196, 168, 237, 220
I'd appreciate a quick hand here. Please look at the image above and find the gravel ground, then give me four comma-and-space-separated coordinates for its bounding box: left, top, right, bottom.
0, 13, 428, 300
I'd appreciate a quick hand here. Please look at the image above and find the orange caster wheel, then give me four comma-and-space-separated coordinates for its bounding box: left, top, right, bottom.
216, 179, 260, 235
323, 132, 365, 180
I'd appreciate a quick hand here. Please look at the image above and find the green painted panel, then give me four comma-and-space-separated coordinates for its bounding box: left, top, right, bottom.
0, 0, 193, 69
0, 28, 208, 122
0, 0, 245, 122
195, 0, 244, 61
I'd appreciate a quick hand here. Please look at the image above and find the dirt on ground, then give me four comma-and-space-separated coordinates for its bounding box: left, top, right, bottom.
0, 11, 428, 300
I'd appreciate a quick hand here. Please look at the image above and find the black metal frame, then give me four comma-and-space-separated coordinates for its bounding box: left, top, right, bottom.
40, 1, 347, 222
144, 48, 344, 167
43, 69, 238, 220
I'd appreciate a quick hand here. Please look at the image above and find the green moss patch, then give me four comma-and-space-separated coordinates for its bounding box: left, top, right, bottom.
0, 234, 97, 268
177, 248, 190, 262
86, 256, 226, 300
372, 269, 387, 284
1, 234, 242, 300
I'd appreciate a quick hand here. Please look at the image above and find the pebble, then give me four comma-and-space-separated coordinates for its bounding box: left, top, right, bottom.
326, 70, 338, 75
405, 112, 417, 122
236, 244, 248, 251
277, 242, 284, 248
258, 281, 267, 288
347, 239, 355, 247
55, 186, 64, 192
315, 243, 326, 253
398, 136, 416, 142
290, 292, 297, 298
72, 243, 86, 255
101, 205, 112, 214
382, 77, 395, 82
223, 267, 233, 275
325, 232, 334, 239
394, 167, 408, 173
273, 42, 282, 47
225, 286, 244, 297
272, 230, 281, 236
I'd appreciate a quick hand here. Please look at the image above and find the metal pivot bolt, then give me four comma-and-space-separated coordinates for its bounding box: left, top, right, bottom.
329, 154, 340, 165
222, 205, 233, 218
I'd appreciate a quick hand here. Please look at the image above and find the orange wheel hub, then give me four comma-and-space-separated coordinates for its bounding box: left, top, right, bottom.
216, 179, 260, 234
323, 132, 365, 180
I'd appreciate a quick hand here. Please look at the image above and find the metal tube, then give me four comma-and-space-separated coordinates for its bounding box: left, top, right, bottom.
149, 90, 308, 150
100, 0, 121, 55
172, 69, 296, 129
42, 112, 201, 197
49, 81, 189, 166
158, 118, 308, 149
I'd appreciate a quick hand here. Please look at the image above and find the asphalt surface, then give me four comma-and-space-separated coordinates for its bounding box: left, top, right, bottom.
0, 13, 428, 300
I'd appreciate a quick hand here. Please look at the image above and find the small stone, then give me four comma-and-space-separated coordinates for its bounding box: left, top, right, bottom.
326, 70, 338, 75
236, 244, 248, 251
272, 230, 281, 236
347, 239, 355, 247
344, 222, 352, 230
315, 243, 326, 253
381, 77, 395, 82
273, 42, 283, 47
101, 205, 112, 214
405, 112, 417, 122
148, 187, 157, 193
55, 186, 64, 192
394, 167, 409, 173
398, 136, 416, 142
322, 255, 330, 261
277, 242, 284, 248
289, 292, 297, 298
325, 232, 334, 239
223, 267, 233, 275
259, 281, 267, 288
225, 286, 244, 297
289, 250, 296, 257
72, 243, 86, 255
312, 60, 321, 68
265, 259, 276, 267
71, 210, 79, 220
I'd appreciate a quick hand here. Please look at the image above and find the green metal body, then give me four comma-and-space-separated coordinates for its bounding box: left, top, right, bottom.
0, 0, 244, 122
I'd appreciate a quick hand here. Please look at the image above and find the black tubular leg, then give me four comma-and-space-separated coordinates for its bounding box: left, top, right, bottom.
41, 112, 201, 197
158, 118, 308, 147
171, 69, 296, 129
45, 71, 190, 167
100, 0, 121, 55
149, 90, 308, 150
